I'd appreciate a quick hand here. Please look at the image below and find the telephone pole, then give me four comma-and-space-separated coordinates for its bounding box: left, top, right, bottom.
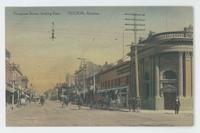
11, 63, 19, 110
77, 57, 87, 101
93, 65, 96, 94
122, 30, 125, 58
125, 13, 145, 111
51, 22, 56, 41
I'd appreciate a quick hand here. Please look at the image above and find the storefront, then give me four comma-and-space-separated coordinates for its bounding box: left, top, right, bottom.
97, 86, 128, 108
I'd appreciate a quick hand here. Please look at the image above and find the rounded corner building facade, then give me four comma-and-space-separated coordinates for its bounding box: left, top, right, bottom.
129, 26, 193, 111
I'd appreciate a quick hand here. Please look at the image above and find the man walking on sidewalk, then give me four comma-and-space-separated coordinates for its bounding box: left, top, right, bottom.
175, 97, 181, 114
128, 97, 132, 112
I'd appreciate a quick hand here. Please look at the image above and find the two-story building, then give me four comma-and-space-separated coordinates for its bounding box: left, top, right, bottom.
96, 60, 130, 107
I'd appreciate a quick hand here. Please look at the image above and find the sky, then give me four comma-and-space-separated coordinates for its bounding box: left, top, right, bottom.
5, 6, 193, 93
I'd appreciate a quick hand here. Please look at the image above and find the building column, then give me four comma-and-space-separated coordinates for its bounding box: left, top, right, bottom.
184, 52, 192, 97
178, 52, 183, 97
155, 56, 160, 98
152, 56, 155, 98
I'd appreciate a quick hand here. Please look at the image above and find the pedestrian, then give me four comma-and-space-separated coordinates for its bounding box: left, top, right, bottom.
40, 95, 45, 106
175, 97, 181, 114
132, 97, 136, 112
62, 96, 68, 108
116, 96, 121, 110
128, 97, 133, 112
135, 97, 140, 112
77, 95, 82, 110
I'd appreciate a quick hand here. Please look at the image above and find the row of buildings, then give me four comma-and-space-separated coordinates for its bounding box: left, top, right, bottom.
51, 26, 193, 111
46, 74, 76, 101
6, 49, 36, 106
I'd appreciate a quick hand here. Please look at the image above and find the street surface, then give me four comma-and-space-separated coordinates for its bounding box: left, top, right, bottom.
6, 100, 193, 126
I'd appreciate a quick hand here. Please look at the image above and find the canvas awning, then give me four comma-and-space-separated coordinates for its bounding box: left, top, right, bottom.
97, 86, 128, 93
6, 86, 16, 93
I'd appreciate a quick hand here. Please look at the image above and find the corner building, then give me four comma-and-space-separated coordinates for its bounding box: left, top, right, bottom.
130, 26, 193, 111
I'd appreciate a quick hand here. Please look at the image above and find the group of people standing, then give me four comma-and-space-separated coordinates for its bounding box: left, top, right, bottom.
128, 97, 140, 112
128, 97, 181, 114
61, 95, 83, 109
40, 93, 181, 114
40, 95, 45, 106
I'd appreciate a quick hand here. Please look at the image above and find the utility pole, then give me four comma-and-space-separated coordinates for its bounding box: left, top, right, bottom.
30, 83, 33, 103
51, 22, 56, 41
93, 65, 96, 94
122, 30, 125, 58
11, 63, 19, 110
125, 13, 145, 111
77, 57, 87, 101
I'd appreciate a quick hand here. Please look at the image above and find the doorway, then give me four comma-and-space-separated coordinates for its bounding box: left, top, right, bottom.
164, 92, 176, 110
162, 70, 178, 110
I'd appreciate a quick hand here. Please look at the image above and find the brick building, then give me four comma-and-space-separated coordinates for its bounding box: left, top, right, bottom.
96, 60, 130, 107
6, 49, 30, 105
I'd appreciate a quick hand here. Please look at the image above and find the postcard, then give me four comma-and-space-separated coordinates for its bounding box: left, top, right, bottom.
5, 6, 193, 126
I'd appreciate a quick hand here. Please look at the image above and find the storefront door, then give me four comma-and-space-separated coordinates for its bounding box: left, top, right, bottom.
164, 92, 176, 110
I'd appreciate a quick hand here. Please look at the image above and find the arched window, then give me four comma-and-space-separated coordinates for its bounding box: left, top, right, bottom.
163, 70, 177, 79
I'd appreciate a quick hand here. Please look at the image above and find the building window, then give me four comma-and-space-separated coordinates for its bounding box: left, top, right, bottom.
115, 79, 118, 87
111, 80, 114, 88
125, 76, 129, 85
118, 78, 121, 86
144, 72, 150, 80
108, 80, 110, 89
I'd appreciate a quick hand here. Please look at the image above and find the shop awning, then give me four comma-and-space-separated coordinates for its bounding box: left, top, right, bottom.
6, 86, 17, 93
97, 86, 128, 93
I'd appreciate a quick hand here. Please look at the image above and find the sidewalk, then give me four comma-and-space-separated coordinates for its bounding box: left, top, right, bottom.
119, 108, 193, 114
82, 105, 193, 114
6, 102, 33, 112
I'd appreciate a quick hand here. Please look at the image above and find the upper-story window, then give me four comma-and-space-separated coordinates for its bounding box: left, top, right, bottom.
115, 79, 118, 87
108, 80, 110, 89
125, 76, 129, 85
111, 80, 114, 88
118, 78, 121, 86
105, 81, 107, 89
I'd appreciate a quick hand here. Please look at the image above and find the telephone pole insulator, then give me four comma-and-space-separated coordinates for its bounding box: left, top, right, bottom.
51, 22, 56, 41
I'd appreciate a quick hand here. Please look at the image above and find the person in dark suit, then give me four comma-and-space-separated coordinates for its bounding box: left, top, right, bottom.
132, 97, 136, 112
128, 97, 133, 112
175, 97, 181, 114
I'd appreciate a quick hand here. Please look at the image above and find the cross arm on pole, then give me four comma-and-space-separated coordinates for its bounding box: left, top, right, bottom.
125, 18, 145, 21
124, 13, 145, 16
125, 29, 145, 31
